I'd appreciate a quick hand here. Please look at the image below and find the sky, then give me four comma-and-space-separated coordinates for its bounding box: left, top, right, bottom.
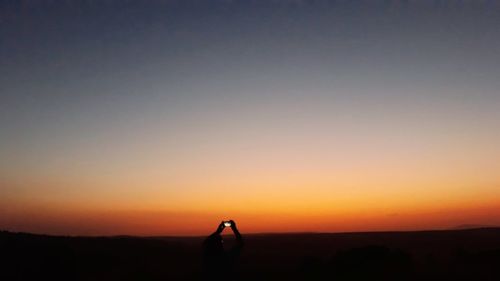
1, 0, 500, 236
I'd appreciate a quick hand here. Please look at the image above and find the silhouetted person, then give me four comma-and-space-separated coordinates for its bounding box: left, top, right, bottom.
202, 220, 243, 280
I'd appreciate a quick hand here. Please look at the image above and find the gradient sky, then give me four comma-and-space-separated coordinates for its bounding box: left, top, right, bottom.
1, 0, 500, 236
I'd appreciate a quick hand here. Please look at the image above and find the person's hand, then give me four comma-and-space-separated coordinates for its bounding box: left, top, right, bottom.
216, 221, 225, 234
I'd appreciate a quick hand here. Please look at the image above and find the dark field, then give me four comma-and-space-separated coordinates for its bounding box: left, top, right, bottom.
1, 228, 500, 280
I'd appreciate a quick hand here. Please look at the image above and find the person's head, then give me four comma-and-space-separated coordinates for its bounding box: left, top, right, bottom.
203, 234, 224, 255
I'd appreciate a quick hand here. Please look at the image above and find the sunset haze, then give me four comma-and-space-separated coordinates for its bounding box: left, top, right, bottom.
1, 0, 500, 236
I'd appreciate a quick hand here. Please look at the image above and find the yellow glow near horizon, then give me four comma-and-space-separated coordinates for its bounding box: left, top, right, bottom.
2, 1, 500, 236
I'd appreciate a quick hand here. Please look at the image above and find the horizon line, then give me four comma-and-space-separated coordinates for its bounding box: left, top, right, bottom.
2, 226, 499, 239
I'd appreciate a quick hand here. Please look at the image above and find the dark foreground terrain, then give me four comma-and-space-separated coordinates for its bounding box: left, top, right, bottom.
1, 228, 500, 280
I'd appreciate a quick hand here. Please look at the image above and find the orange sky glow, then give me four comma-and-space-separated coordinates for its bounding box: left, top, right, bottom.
2, 0, 500, 236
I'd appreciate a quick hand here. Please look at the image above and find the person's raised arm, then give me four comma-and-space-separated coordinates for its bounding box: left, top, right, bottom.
203, 221, 225, 249
211, 221, 226, 237
229, 220, 243, 245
